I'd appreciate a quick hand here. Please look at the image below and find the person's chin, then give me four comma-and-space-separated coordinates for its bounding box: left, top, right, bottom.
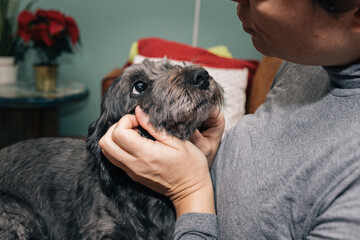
251, 36, 271, 56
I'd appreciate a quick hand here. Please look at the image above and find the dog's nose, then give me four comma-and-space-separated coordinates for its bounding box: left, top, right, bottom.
188, 69, 210, 90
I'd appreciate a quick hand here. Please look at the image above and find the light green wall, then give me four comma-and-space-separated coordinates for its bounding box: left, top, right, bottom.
23, 0, 262, 137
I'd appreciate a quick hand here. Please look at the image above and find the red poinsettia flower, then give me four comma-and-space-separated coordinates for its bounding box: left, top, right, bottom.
17, 11, 36, 42
18, 10, 36, 26
16, 9, 80, 64
37, 10, 66, 36
32, 23, 55, 47
66, 17, 79, 45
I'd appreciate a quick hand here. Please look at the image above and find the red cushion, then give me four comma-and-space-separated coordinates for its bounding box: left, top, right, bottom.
137, 37, 258, 83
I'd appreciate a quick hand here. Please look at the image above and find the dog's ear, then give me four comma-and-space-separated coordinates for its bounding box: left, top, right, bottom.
86, 76, 127, 195
86, 114, 115, 195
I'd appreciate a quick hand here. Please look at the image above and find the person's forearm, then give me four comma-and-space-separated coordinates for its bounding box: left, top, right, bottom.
171, 174, 216, 218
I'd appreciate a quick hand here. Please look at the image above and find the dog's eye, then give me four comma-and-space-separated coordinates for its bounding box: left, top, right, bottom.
132, 82, 147, 95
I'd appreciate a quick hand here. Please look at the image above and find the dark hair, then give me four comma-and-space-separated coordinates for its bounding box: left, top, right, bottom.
315, 0, 358, 16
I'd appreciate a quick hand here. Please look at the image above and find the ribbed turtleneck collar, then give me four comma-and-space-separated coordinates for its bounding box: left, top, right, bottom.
323, 63, 360, 89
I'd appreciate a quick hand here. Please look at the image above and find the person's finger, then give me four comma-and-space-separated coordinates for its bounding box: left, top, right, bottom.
201, 109, 224, 129
190, 129, 212, 159
102, 148, 132, 174
190, 129, 205, 146
110, 113, 159, 158
100, 122, 174, 194
99, 123, 137, 164
135, 106, 182, 147
100, 122, 160, 179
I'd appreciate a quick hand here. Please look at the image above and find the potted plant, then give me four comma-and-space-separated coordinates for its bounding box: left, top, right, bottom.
17, 9, 80, 92
0, 0, 33, 84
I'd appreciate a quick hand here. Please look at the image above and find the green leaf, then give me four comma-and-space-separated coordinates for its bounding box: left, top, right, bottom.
0, 0, 37, 58
24, 0, 37, 10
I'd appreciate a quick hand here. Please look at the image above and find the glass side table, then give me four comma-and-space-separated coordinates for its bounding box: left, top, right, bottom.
0, 80, 89, 148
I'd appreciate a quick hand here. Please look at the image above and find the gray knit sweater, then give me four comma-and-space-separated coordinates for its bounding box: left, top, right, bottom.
174, 62, 360, 239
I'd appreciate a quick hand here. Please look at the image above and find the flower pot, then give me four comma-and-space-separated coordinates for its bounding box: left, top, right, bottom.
34, 64, 58, 92
0, 57, 18, 84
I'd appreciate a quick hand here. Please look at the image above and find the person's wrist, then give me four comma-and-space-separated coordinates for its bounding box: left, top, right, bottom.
170, 174, 215, 218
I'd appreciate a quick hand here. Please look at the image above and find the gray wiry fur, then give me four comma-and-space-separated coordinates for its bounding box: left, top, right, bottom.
0, 58, 223, 239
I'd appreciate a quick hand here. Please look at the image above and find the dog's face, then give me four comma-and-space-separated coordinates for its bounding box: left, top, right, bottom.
86, 58, 223, 194
118, 58, 223, 139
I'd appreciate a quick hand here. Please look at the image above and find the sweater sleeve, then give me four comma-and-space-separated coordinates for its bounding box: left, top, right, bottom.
173, 213, 218, 239
307, 177, 360, 240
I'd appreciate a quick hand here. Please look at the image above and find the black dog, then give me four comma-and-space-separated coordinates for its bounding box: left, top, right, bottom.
0, 58, 223, 239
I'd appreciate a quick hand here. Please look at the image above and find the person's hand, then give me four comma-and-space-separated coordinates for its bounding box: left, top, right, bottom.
99, 106, 216, 218
190, 109, 225, 167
